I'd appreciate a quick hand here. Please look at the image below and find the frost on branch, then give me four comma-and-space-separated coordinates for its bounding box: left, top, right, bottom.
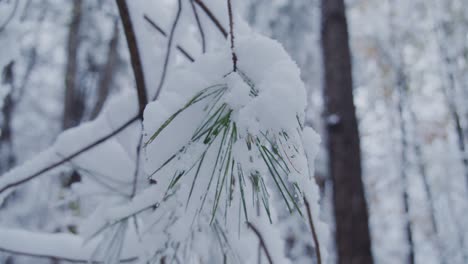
140, 33, 327, 263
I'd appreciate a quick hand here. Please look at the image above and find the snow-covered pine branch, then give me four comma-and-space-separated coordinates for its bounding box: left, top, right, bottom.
0, 1, 328, 263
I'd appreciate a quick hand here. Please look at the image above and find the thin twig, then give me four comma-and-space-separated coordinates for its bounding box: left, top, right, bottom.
143, 14, 166, 35
116, 0, 148, 112
0, 115, 140, 194
131, 134, 143, 197
194, 0, 228, 38
304, 196, 322, 264
227, 0, 237, 72
0, 0, 19, 33
247, 222, 274, 264
190, 0, 206, 53
117, 0, 150, 202
143, 15, 195, 62
153, 0, 183, 101
0, 248, 137, 263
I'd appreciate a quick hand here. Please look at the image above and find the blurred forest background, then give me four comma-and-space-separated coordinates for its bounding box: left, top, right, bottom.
1, 0, 468, 263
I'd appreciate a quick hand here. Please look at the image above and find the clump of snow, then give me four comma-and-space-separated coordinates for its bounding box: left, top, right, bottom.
140, 32, 327, 263
0, 227, 139, 262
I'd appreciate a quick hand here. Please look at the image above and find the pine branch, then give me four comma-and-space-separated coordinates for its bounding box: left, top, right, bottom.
0, 0, 230, 204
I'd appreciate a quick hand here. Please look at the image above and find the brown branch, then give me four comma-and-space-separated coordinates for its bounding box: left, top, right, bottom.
152, 0, 183, 101
247, 222, 273, 264
227, 0, 237, 72
304, 197, 322, 264
117, 0, 155, 199
0, 114, 140, 194
194, 0, 228, 39
143, 15, 194, 62
116, 0, 148, 112
190, 0, 206, 53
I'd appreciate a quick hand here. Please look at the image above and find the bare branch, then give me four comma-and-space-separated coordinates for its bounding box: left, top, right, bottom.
131, 134, 143, 198
190, 0, 206, 53
143, 15, 195, 62
116, 0, 148, 112
194, 0, 228, 39
227, 0, 237, 72
0, 114, 140, 194
303, 197, 322, 264
152, 0, 183, 101
143, 14, 166, 36
0, 0, 19, 33
247, 222, 274, 264
117, 0, 153, 200
0, 248, 137, 263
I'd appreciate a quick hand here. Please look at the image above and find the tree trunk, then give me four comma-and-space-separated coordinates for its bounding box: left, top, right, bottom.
0, 61, 16, 174
409, 103, 447, 264
62, 0, 84, 186
63, 0, 85, 130
395, 69, 415, 264
320, 0, 373, 263
90, 19, 119, 119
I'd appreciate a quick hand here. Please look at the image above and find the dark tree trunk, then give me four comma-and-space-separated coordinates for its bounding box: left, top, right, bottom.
62, 0, 84, 187
320, 0, 373, 263
63, 0, 85, 130
1, 61, 16, 174
0, 93, 15, 171
90, 19, 119, 119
